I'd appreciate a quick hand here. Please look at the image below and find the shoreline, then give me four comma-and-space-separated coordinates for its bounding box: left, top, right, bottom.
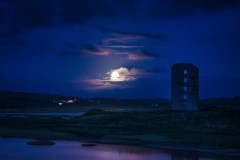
93, 138, 240, 158
0, 109, 239, 158
1, 132, 240, 158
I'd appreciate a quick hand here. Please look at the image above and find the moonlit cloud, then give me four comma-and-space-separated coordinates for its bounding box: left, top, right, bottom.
109, 67, 136, 82
80, 67, 160, 90
107, 67, 163, 82
102, 34, 146, 45
102, 45, 144, 49
62, 42, 159, 61
128, 50, 158, 60
97, 26, 169, 41
60, 28, 160, 60
60, 43, 118, 57
110, 67, 164, 77
81, 79, 125, 90
129, 68, 148, 75
81, 44, 114, 56
63, 43, 158, 61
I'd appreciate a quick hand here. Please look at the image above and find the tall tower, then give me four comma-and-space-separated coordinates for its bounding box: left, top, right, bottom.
171, 63, 199, 110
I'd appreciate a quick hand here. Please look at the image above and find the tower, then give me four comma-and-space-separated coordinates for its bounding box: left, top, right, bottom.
171, 63, 199, 110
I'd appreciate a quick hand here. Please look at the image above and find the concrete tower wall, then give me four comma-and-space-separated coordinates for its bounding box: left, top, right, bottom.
171, 63, 199, 110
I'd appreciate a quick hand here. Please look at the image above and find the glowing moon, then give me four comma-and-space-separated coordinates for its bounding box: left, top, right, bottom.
111, 71, 120, 79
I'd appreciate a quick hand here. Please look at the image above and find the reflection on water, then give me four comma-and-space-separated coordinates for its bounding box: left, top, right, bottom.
0, 112, 84, 117
0, 138, 237, 160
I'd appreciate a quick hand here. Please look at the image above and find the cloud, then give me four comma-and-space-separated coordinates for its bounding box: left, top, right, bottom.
1, 0, 239, 37
81, 44, 114, 56
98, 26, 168, 45
78, 66, 163, 90
80, 67, 136, 90
60, 44, 117, 57
128, 50, 158, 60
109, 67, 136, 82
151, 0, 240, 18
108, 67, 163, 81
144, 68, 166, 73
102, 34, 146, 45
0, 0, 111, 36
129, 68, 148, 75
61, 43, 159, 61
82, 79, 125, 90
129, 68, 164, 75
63, 43, 143, 51
145, 0, 240, 19
80, 45, 159, 61
0, 0, 55, 37
102, 45, 144, 49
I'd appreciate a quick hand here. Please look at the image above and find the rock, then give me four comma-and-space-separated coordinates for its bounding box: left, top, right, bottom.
27, 140, 55, 146
81, 143, 97, 147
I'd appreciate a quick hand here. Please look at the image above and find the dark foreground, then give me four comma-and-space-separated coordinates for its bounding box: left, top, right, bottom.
0, 109, 239, 157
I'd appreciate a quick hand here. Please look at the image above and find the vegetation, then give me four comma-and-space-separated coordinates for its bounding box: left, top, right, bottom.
0, 91, 170, 112
0, 91, 239, 154
0, 108, 239, 150
1, 91, 239, 112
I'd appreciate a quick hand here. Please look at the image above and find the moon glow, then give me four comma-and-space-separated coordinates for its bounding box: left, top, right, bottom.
111, 71, 120, 79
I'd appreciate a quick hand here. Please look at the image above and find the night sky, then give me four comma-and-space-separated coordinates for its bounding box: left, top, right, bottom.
0, 0, 240, 99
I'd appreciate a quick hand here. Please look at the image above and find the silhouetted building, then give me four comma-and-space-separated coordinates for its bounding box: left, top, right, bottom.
171, 63, 199, 110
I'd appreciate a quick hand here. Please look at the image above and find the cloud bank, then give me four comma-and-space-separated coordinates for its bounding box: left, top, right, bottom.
61, 43, 159, 61
1, 0, 239, 36
80, 67, 164, 90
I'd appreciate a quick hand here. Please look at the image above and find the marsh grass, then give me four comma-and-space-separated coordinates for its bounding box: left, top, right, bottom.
0, 108, 239, 149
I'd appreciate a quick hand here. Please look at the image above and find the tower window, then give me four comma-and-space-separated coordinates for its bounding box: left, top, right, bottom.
184, 70, 188, 74
183, 94, 188, 100
184, 78, 188, 83
184, 86, 187, 91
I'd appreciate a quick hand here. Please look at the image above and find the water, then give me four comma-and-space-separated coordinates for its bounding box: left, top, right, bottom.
0, 112, 84, 117
0, 138, 237, 160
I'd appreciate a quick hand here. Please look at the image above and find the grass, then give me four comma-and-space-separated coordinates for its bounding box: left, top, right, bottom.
0, 108, 239, 151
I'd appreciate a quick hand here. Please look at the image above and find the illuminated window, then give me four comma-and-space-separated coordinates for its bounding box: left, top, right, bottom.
184, 78, 187, 83
184, 86, 187, 91
183, 94, 188, 100
184, 70, 188, 74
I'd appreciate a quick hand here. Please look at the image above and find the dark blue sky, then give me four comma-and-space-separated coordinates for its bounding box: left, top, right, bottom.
0, 0, 240, 99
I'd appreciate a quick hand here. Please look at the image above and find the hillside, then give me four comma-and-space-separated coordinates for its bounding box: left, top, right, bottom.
0, 91, 239, 112
0, 91, 170, 112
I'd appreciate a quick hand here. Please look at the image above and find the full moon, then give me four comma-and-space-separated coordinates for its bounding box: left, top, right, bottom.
111, 71, 120, 79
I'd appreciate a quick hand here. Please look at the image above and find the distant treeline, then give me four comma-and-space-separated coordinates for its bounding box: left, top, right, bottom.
0, 91, 170, 109
0, 91, 239, 110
